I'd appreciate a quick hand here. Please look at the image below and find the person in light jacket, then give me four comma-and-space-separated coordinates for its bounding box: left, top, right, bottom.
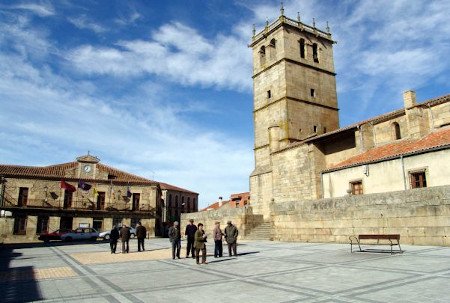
213, 221, 224, 257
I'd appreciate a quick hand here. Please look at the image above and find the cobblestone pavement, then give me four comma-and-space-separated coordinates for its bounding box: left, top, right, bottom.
1, 238, 450, 302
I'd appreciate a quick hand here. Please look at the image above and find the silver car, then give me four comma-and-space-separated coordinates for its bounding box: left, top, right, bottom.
61, 228, 99, 242
99, 227, 136, 240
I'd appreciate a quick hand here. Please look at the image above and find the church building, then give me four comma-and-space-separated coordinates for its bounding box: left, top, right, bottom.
249, 10, 450, 218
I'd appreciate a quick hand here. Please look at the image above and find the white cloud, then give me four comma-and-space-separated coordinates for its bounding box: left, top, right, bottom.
0, 17, 253, 207
5, 2, 55, 17
68, 15, 107, 33
67, 22, 252, 91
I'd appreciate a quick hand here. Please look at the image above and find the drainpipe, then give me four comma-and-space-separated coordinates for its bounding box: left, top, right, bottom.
400, 155, 407, 190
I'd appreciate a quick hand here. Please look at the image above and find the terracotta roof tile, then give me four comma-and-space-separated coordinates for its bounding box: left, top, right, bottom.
325, 127, 450, 172
159, 182, 198, 194
201, 200, 229, 211
0, 161, 156, 185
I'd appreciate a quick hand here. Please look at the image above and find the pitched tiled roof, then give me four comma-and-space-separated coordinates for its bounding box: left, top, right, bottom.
159, 182, 198, 194
201, 200, 230, 211
0, 161, 156, 185
324, 127, 450, 172
293, 93, 450, 147
230, 192, 250, 203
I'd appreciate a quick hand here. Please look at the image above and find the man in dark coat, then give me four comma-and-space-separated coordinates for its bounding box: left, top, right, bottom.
110, 225, 120, 254
194, 223, 207, 264
136, 222, 147, 252
224, 221, 239, 257
119, 224, 131, 253
168, 221, 181, 259
184, 219, 197, 258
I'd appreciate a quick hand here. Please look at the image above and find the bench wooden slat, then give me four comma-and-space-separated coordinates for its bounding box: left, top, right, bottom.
358, 234, 400, 240
349, 234, 402, 254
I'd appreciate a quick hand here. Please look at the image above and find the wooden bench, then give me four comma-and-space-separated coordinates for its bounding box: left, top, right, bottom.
349, 234, 402, 254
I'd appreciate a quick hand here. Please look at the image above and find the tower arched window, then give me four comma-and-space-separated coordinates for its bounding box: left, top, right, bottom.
259, 46, 266, 65
312, 43, 319, 63
393, 122, 401, 140
299, 39, 305, 59
270, 39, 276, 48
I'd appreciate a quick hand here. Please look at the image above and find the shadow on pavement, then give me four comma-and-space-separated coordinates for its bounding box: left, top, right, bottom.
0, 245, 42, 302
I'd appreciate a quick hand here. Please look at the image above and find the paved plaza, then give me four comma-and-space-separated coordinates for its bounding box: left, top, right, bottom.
1, 238, 450, 302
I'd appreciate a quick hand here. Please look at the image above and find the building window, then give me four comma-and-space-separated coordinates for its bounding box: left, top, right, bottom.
18, 187, 28, 207
393, 122, 401, 140
267, 90, 272, 98
312, 43, 319, 63
96, 192, 105, 210
299, 39, 305, 58
169, 194, 172, 206
350, 181, 363, 195
63, 190, 73, 209
313, 125, 317, 133
410, 171, 427, 188
193, 198, 197, 212
36, 216, 49, 234
132, 193, 140, 211
310, 88, 316, 97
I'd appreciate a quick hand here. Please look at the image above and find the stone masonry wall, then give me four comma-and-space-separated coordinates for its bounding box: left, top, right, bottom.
181, 206, 264, 241
271, 185, 450, 246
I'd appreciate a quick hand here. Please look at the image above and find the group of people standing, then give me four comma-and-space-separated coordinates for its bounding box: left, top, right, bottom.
169, 219, 239, 264
109, 222, 147, 254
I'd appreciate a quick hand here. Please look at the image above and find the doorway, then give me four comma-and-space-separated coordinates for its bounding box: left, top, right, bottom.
60, 216, 73, 230
93, 219, 103, 232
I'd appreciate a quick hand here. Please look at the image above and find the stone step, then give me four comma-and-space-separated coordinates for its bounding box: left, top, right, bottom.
245, 222, 273, 240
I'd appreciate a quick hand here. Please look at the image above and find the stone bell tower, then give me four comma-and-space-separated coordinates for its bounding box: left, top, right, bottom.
249, 7, 339, 214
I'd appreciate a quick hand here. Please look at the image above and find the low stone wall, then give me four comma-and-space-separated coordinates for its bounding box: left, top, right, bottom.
181, 206, 264, 240
271, 185, 450, 246
186, 186, 450, 246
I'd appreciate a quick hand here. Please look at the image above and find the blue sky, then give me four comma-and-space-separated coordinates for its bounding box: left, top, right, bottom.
1, 0, 449, 208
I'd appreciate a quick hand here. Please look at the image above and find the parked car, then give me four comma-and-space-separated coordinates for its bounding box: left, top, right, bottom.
60, 227, 99, 242
99, 227, 136, 240
38, 229, 72, 242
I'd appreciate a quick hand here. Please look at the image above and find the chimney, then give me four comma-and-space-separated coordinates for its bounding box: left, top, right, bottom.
218, 196, 223, 207
403, 90, 416, 109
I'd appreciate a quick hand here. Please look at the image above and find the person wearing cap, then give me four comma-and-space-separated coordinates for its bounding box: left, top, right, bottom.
168, 221, 181, 259
224, 220, 239, 257
184, 219, 197, 258
194, 223, 207, 264
213, 221, 224, 257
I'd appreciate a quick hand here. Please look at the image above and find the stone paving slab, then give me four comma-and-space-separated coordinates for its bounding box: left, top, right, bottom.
1, 239, 450, 302
71, 248, 172, 265
0, 266, 76, 282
